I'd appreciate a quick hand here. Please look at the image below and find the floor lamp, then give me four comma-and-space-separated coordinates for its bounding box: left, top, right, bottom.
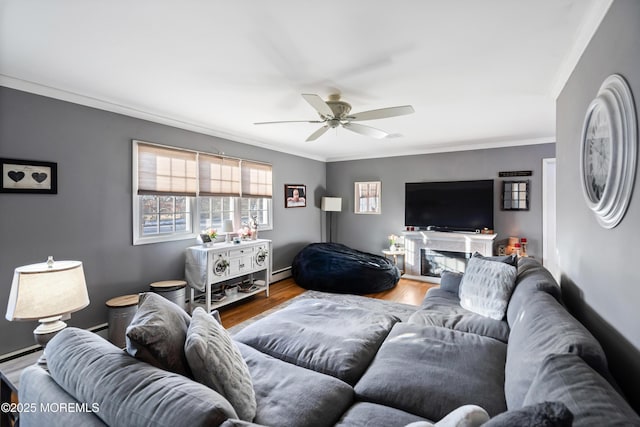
321, 197, 342, 243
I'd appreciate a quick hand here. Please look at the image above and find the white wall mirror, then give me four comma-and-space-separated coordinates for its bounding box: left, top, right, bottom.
354, 181, 381, 214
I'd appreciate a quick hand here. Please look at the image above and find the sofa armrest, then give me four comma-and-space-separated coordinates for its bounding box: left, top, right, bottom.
19, 365, 106, 427
45, 328, 237, 426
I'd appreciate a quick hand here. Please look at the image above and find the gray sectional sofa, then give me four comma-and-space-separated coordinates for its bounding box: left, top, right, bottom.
19, 257, 640, 426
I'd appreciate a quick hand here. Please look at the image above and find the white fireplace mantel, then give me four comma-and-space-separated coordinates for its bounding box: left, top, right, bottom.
401, 231, 497, 282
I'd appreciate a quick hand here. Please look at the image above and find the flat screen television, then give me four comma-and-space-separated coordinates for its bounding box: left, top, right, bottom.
405, 179, 494, 232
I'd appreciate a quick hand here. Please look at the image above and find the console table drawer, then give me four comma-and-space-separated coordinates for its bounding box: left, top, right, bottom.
229, 255, 252, 275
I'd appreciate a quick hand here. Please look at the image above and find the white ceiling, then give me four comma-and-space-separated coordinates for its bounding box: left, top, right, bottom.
0, 1, 611, 162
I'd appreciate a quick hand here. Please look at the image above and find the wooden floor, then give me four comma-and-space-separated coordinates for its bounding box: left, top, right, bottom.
219, 277, 437, 328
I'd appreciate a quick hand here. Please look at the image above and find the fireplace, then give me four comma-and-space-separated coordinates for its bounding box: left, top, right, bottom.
420, 249, 471, 278
402, 230, 496, 282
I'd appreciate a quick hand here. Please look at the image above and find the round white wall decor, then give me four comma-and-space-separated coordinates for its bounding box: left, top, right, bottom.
580, 74, 637, 229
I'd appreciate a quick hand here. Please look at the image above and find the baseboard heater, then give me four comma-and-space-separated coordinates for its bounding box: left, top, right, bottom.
0, 322, 109, 363
272, 266, 292, 283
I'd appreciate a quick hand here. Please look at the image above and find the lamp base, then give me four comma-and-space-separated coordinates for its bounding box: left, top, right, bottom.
33, 316, 67, 366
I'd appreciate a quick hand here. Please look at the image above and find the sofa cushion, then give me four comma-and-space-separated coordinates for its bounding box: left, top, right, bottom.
459, 255, 517, 320
355, 323, 507, 421
506, 258, 562, 325
19, 365, 107, 427
335, 402, 429, 427
505, 292, 608, 409
125, 292, 192, 376
483, 402, 573, 427
523, 353, 640, 426
234, 299, 399, 385
46, 327, 237, 426
236, 341, 354, 427
411, 288, 510, 342
185, 307, 256, 421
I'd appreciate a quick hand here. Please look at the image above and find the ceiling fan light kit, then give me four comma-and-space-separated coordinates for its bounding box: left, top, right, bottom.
255, 93, 414, 141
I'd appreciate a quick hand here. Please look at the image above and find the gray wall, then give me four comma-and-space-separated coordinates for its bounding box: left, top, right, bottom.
556, 0, 640, 410
0, 87, 326, 355
326, 144, 555, 258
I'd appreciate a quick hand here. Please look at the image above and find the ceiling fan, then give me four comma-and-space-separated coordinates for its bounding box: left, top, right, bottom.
254, 93, 414, 141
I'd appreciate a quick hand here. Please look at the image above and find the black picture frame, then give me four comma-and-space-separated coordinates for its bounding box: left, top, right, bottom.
0, 158, 58, 194
285, 184, 306, 208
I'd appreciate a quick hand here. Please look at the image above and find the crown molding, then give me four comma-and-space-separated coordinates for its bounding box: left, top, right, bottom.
325, 136, 556, 162
2, 75, 554, 164
0, 75, 328, 162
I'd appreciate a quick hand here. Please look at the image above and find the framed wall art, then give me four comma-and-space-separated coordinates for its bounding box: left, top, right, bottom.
501, 180, 529, 211
1, 158, 58, 194
354, 181, 381, 214
579, 74, 637, 229
285, 184, 306, 208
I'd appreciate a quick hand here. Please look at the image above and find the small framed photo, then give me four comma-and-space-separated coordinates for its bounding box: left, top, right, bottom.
285, 184, 306, 208
1, 158, 58, 194
354, 181, 381, 214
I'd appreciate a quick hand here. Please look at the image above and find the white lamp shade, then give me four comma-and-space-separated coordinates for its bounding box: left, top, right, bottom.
222, 219, 235, 233
6, 260, 89, 321
321, 197, 342, 212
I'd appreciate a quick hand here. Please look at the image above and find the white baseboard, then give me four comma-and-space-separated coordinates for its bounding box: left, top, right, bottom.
402, 274, 441, 284
271, 266, 292, 283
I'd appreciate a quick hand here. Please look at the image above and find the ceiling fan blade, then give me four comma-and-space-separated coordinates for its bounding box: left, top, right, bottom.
302, 93, 334, 118
342, 122, 389, 139
254, 120, 324, 125
306, 125, 330, 142
348, 105, 415, 121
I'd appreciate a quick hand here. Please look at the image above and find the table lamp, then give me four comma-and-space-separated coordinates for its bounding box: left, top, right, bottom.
222, 219, 234, 243
321, 197, 342, 243
6, 256, 89, 362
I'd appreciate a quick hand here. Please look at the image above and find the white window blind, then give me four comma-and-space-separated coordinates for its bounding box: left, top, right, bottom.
198, 154, 241, 197
137, 143, 197, 196
241, 160, 273, 198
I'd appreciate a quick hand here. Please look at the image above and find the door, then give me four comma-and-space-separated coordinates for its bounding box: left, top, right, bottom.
542, 158, 560, 282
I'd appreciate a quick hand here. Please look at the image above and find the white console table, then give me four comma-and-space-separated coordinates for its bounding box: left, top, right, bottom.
185, 239, 271, 313
402, 231, 497, 282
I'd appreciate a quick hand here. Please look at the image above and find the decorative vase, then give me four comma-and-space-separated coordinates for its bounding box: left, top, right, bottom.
252, 230, 258, 240
389, 244, 396, 251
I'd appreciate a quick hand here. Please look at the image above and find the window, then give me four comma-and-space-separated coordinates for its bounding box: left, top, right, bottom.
133, 141, 273, 245
199, 197, 273, 233
141, 195, 192, 235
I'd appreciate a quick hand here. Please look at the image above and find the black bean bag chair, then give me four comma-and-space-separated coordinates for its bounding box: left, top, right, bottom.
291, 243, 401, 294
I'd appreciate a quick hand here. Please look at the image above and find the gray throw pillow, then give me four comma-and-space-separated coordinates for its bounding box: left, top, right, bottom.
125, 292, 192, 376
483, 402, 573, 427
439, 271, 464, 293
472, 251, 518, 268
185, 307, 257, 422
459, 256, 517, 320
